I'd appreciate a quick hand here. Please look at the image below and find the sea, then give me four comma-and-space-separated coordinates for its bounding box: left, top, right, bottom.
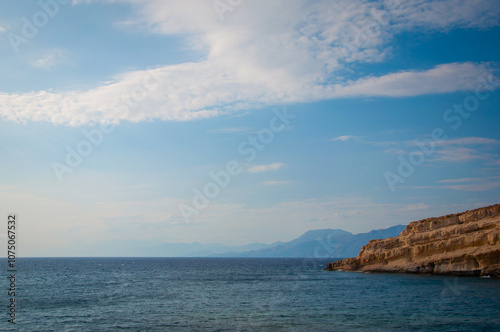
1, 257, 499, 331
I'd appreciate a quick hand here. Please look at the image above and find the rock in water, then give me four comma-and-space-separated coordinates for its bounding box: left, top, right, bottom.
325, 204, 500, 277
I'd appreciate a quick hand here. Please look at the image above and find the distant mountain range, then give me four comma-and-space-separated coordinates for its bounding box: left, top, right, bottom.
213, 225, 406, 258
139, 224, 405, 258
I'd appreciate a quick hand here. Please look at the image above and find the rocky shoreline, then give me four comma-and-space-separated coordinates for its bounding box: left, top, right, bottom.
325, 204, 500, 277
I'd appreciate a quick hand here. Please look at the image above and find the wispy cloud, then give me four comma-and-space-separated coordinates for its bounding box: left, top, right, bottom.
376, 136, 500, 163
442, 181, 500, 192
0, 25, 6, 33
433, 147, 496, 162
438, 178, 476, 184
262, 180, 292, 186
31, 49, 68, 70
435, 137, 500, 146
413, 176, 500, 192
247, 162, 284, 173
210, 127, 250, 134
388, 0, 500, 30
430, 137, 499, 163
333, 135, 358, 141
331, 62, 493, 98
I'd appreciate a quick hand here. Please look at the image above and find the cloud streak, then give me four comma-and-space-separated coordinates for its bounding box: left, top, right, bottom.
380, 136, 500, 163
438, 176, 500, 191
333, 135, 358, 141
331, 62, 494, 97
247, 162, 284, 173
31, 49, 68, 70
433, 147, 496, 163
262, 180, 292, 186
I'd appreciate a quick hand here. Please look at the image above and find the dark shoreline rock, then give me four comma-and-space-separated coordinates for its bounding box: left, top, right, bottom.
325, 204, 500, 278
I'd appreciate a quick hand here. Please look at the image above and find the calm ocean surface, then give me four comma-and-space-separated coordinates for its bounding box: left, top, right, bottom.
1, 257, 499, 331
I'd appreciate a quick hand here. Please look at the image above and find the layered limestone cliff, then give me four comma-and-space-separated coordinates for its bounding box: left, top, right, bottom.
325, 204, 500, 277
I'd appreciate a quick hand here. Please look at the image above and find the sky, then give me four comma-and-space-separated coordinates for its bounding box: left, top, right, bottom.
0, 0, 499, 257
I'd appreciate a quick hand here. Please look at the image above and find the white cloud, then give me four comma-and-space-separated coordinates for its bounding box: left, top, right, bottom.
247, 162, 284, 173
436, 137, 500, 146
445, 182, 500, 191
2, 63, 491, 125
31, 49, 68, 70
333, 135, 358, 141
0, 25, 6, 33
438, 178, 476, 183
210, 127, 250, 134
1, 0, 499, 125
429, 138, 500, 163
435, 176, 500, 191
442, 181, 500, 192
433, 147, 496, 162
262, 180, 292, 186
375, 136, 500, 163
331, 62, 493, 97
386, 0, 500, 30
0, 64, 223, 125
429, 138, 499, 163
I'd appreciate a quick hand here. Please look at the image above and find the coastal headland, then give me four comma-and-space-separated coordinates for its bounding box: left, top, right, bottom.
326, 204, 500, 277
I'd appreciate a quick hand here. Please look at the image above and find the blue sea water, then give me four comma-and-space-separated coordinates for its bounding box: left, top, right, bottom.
1, 257, 499, 331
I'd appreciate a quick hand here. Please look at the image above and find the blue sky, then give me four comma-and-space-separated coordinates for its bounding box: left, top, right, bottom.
0, 0, 499, 256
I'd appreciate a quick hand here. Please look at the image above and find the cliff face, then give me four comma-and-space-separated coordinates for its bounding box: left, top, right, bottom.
325, 204, 500, 277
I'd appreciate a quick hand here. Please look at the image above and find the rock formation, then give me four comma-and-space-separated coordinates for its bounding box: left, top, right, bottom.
325, 204, 500, 277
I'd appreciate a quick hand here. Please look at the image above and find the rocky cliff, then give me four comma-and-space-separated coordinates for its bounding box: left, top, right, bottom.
325, 204, 500, 277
